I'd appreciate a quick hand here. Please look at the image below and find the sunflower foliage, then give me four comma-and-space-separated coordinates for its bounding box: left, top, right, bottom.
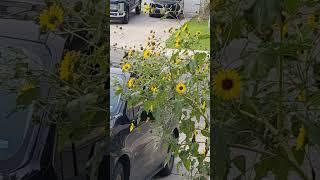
0, 0, 108, 151
212, 0, 320, 179
117, 28, 210, 178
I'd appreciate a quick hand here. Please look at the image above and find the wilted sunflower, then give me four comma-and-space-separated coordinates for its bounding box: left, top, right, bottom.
176, 82, 186, 94
122, 63, 131, 72
59, 51, 79, 81
213, 69, 242, 100
39, 4, 64, 31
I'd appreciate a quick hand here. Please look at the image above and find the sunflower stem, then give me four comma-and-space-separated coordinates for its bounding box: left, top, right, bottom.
277, 56, 283, 130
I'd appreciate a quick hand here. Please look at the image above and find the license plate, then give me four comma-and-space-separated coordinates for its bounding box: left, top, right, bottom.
110, 4, 119, 10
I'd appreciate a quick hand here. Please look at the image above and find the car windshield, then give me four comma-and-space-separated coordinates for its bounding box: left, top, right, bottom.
0, 46, 38, 161
110, 73, 125, 116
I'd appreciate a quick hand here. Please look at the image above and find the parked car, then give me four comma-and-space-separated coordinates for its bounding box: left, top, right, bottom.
110, 67, 179, 180
110, 0, 142, 24
0, 1, 106, 180
149, 0, 184, 18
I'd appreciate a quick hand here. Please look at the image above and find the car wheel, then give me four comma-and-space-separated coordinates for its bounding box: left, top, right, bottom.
112, 161, 125, 180
122, 8, 129, 24
158, 154, 174, 177
135, 4, 141, 14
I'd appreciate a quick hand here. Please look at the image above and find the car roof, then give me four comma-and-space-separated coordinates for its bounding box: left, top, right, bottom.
110, 67, 130, 81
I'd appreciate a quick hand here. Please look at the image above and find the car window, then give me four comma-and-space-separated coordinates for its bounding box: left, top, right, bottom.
110, 73, 125, 116
0, 90, 32, 161
0, 45, 48, 161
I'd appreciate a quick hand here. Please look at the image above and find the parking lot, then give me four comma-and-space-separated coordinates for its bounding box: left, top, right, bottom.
110, 0, 200, 50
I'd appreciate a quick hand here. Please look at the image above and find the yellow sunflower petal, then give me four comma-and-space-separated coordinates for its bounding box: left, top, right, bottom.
295, 126, 306, 151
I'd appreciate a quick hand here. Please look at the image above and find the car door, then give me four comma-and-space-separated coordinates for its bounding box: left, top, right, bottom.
124, 104, 167, 179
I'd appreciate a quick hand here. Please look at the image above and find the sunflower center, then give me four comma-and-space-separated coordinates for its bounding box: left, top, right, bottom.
222, 78, 233, 90
179, 86, 184, 90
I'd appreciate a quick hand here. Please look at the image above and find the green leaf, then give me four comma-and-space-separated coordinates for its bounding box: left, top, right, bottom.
284, 0, 300, 14
307, 91, 320, 108
293, 147, 305, 166
302, 118, 320, 146
179, 150, 191, 171
213, 124, 229, 180
232, 155, 246, 173
246, 0, 281, 30
174, 99, 183, 120
194, 52, 207, 61
170, 51, 179, 62
201, 129, 209, 137
190, 142, 199, 156
255, 154, 291, 180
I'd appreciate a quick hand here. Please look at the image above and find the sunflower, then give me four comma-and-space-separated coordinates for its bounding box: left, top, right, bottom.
127, 78, 135, 88
129, 121, 135, 132
201, 100, 206, 110
213, 69, 242, 100
295, 126, 306, 151
297, 89, 306, 102
143, 49, 151, 59
176, 82, 186, 94
196, 31, 201, 36
215, 24, 222, 35
121, 63, 131, 72
175, 38, 181, 48
59, 51, 79, 81
20, 82, 36, 94
150, 84, 158, 93
175, 57, 182, 64
143, 4, 151, 13
307, 14, 316, 26
39, 4, 64, 31
128, 49, 134, 57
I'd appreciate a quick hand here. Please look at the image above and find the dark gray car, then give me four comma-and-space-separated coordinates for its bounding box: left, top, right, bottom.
109, 67, 179, 180
149, 0, 184, 18
110, 0, 141, 24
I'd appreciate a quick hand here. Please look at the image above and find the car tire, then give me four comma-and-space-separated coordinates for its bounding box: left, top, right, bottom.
112, 161, 125, 180
122, 8, 129, 24
135, 3, 141, 14
158, 154, 174, 177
